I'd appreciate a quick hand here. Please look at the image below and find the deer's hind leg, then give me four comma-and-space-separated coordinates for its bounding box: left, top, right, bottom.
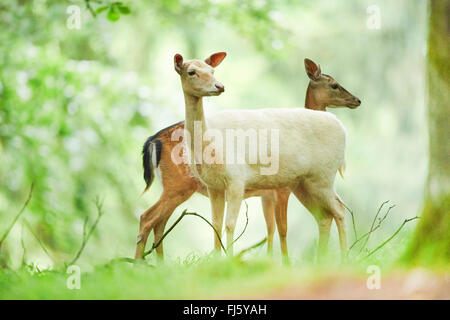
313, 191, 347, 260
291, 181, 334, 260
331, 193, 347, 257
153, 216, 170, 262
135, 185, 197, 260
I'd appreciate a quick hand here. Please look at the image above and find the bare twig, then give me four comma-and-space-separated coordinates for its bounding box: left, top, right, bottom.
20, 225, 26, 266
358, 200, 390, 254
23, 219, 56, 263
237, 237, 267, 258
69, 196, 105, 265
347, 201, 395, 253
363, 216, 420, 260
108, 257, 152, 266
360, 204, 395, 253
342, 201, 358, 240
144, 209, 191, 258
82, 215, 89, 239
84, 0, 97, 17
349, 225, 382, 251
143, 202, 251, 259
184, 212, 228, 253
143, 201, 249, 259
143, 209, 227, 258
0, 183, 34, 249
230, 200, 249, 248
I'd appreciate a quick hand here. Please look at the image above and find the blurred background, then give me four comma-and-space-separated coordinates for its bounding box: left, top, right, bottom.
0, 0, 428, 268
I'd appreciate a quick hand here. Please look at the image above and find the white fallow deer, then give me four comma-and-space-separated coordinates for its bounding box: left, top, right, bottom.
134, 52, 360, 260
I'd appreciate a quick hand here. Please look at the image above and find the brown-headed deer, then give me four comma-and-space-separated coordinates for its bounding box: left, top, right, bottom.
135, 56, 360, 261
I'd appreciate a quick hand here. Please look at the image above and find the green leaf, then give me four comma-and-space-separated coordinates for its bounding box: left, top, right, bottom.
96, 6, 108, 14
118, 5, 131, 15
107, 7, 120, 22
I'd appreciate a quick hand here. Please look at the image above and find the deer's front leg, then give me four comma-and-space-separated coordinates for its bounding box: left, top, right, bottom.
261, 191, 276, 256
275, 188, 290, 261
208, 188, 226, 253
225, 183, 245, 256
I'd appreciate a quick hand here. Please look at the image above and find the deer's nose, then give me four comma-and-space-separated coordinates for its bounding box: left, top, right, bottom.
356, 98, 361, 105
215, 83, 225, 92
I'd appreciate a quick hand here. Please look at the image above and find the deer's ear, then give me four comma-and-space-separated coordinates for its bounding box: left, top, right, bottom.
205, 52, 227, 68
304, 58, 321, 81
174, 54, 184, 74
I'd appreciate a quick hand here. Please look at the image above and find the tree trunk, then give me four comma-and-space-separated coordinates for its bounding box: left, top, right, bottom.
406, 0, 450, 264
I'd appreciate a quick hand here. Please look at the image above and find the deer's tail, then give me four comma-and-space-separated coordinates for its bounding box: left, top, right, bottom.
142, 137, 162, 194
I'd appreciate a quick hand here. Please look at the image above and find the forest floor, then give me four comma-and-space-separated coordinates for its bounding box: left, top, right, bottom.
1, 255, 449, 299
245, 270, 450, 299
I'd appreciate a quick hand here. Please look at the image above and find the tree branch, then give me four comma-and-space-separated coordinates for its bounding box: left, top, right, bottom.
23, 219, 56, 263
229, 200, 249, 249
342, 201, 358, 240
20, 225, 26, 266
69, 196, 105, 265
358, 200, 390, 254
144, 201, 250, 258
237, 238, 267, 258
143, 209, 196, 258
84, 0, 97, 17
347, 201, 395, 254
0, 183, 34, 250
363, 216, 420, 260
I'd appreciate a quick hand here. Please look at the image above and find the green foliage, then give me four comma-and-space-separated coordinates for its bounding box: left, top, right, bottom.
404, 194, 450, 266
0, 256, 369, 299
0, 1, 148, 258
85, 1, 131, 21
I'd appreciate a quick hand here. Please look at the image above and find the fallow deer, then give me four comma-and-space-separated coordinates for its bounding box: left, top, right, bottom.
135, 55, 360, 261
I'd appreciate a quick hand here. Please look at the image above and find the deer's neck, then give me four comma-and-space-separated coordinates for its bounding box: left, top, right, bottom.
305, 84, 327, 111
184, 93, 207, 162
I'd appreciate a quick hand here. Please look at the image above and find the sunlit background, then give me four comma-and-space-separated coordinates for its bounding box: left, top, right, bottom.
0, 0, 428, 269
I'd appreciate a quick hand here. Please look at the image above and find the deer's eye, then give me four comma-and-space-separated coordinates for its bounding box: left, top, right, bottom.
331, 84, 338, 90
188, 70, 196, 76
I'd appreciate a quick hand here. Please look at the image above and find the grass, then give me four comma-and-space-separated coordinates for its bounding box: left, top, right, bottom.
1, 231, 449, 300
0, 247, 411, 300
0, 256, 293, 299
